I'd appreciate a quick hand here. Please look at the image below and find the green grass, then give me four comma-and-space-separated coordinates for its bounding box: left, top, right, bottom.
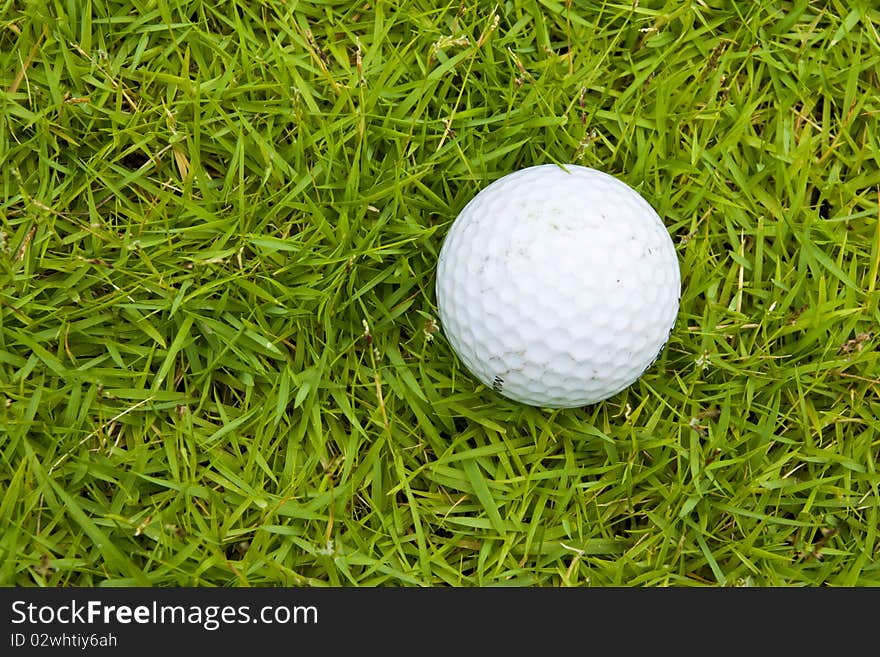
1, 0, 879, 586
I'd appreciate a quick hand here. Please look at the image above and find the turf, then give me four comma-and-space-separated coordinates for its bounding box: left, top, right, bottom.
1, 0, 878, 586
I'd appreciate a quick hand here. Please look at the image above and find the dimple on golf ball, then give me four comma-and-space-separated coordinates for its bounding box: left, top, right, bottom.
435, 163, 681, 408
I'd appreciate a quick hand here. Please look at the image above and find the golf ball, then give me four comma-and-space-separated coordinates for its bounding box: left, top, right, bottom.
435, 164, 680, 408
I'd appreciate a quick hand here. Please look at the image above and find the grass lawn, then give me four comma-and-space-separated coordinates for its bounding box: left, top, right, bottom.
1, 0, 879, 586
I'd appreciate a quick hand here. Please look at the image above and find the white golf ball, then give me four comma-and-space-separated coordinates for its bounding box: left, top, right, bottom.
435, 163, 681, 408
